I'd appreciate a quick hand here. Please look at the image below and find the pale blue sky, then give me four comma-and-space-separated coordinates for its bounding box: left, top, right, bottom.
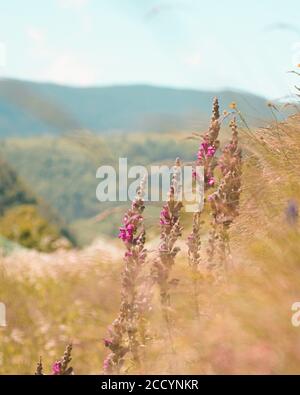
0, 0, 299, 98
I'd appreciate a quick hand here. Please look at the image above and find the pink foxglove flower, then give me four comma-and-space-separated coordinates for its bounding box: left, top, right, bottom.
208, 177, 215, 187
153, 158, 183, 307
207, 117, 242, 268
187, 98, 221, 275
103, 176, 150, 374
52, 361, 62, 375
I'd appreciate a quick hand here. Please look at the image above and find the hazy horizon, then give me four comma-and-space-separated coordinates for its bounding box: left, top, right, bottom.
0, 0, 300, 100
0, 76, 270, 98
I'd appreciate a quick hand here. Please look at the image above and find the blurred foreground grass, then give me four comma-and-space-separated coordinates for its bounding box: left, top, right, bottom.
0, 250, 121, 374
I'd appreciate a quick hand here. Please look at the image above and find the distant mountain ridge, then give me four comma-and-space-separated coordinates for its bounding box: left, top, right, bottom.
0, 78, 274, 137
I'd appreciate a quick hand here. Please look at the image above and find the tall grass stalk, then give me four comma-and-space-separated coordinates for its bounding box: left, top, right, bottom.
103, 177, 149, 373
152, 158, 183, 365
208, 117, 242, 275
187, 98, 221, 313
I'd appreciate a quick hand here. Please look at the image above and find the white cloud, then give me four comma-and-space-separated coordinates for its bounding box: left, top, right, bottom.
185, 52, 202, 67
0, 42, 7, 68
57, 0, 90, 9
26, 26, 45, 45
26, 24, 96, 86
56, 0, 93, 33
81, 14, 93, 33
26, 26, 51, 58
41, 53, 97, 86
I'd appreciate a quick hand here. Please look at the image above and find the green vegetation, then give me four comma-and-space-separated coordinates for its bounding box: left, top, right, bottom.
0, 157, 74, 250
0, 157, 37, 213
0, 205, 70, 252
0, 129, 206, 245
1, 133, 197, 243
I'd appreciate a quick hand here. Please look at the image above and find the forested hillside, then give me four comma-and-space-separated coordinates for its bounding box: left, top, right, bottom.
0, 157, 73, 251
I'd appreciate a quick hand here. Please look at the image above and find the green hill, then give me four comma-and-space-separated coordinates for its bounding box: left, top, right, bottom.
1, 133, 196, 225
0, 157, 37, 213
0, 157, 74, 251
0, 79, 274, 137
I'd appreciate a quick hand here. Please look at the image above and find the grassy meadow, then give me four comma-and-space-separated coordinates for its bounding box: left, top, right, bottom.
0, 103, 300, 374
